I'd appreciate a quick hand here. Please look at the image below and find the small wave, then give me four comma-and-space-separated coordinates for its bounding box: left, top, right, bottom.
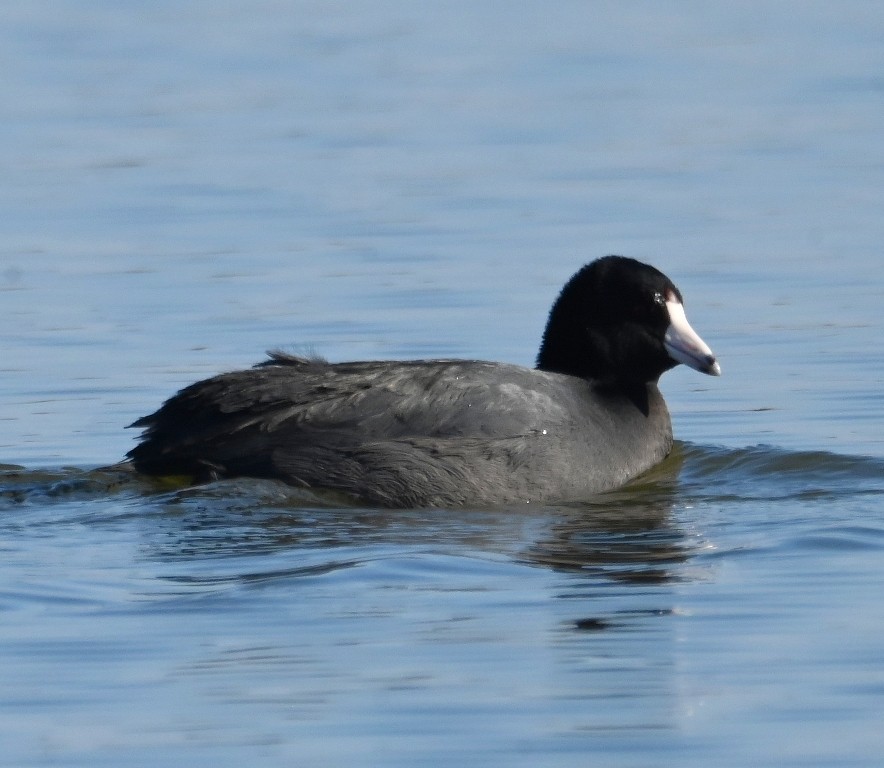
675, 443, 884, 501
0, 463, 140, 507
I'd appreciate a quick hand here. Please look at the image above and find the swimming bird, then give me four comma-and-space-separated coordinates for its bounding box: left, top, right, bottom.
127, 256, 719, 507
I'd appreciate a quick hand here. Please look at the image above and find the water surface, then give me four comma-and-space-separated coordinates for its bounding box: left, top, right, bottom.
2, 2, 884, 766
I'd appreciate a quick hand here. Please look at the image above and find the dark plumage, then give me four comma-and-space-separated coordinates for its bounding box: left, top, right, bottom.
128, 256, 719, 507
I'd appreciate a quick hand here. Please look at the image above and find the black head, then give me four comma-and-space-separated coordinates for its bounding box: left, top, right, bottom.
536, 255, 719, 383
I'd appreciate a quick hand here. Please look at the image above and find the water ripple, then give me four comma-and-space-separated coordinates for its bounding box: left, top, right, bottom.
675, 442, 884, 502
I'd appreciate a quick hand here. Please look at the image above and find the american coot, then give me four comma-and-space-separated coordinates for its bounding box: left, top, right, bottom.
128, 256, 719, 507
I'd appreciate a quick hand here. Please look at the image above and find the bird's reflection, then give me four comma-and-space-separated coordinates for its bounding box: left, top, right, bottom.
0, 447, 696, 589
122, 445, 693, 587
522, 454, 690, 584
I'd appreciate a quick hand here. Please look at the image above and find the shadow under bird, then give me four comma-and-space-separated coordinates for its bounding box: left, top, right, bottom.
127, 255, 720, 507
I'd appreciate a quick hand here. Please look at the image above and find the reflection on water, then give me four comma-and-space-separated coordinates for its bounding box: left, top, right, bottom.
2, 447, 691, 585
523, 449, 689, 583
5, 442, 883, 622
7, 441, 883, 594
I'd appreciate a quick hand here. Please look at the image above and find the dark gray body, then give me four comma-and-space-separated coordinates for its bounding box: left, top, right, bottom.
129, 353, 673, 508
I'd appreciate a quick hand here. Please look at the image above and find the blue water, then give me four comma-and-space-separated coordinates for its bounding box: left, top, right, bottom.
2, 2, 884, 766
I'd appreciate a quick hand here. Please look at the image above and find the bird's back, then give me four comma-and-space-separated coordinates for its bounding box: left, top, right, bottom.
128, 352, 672, 507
